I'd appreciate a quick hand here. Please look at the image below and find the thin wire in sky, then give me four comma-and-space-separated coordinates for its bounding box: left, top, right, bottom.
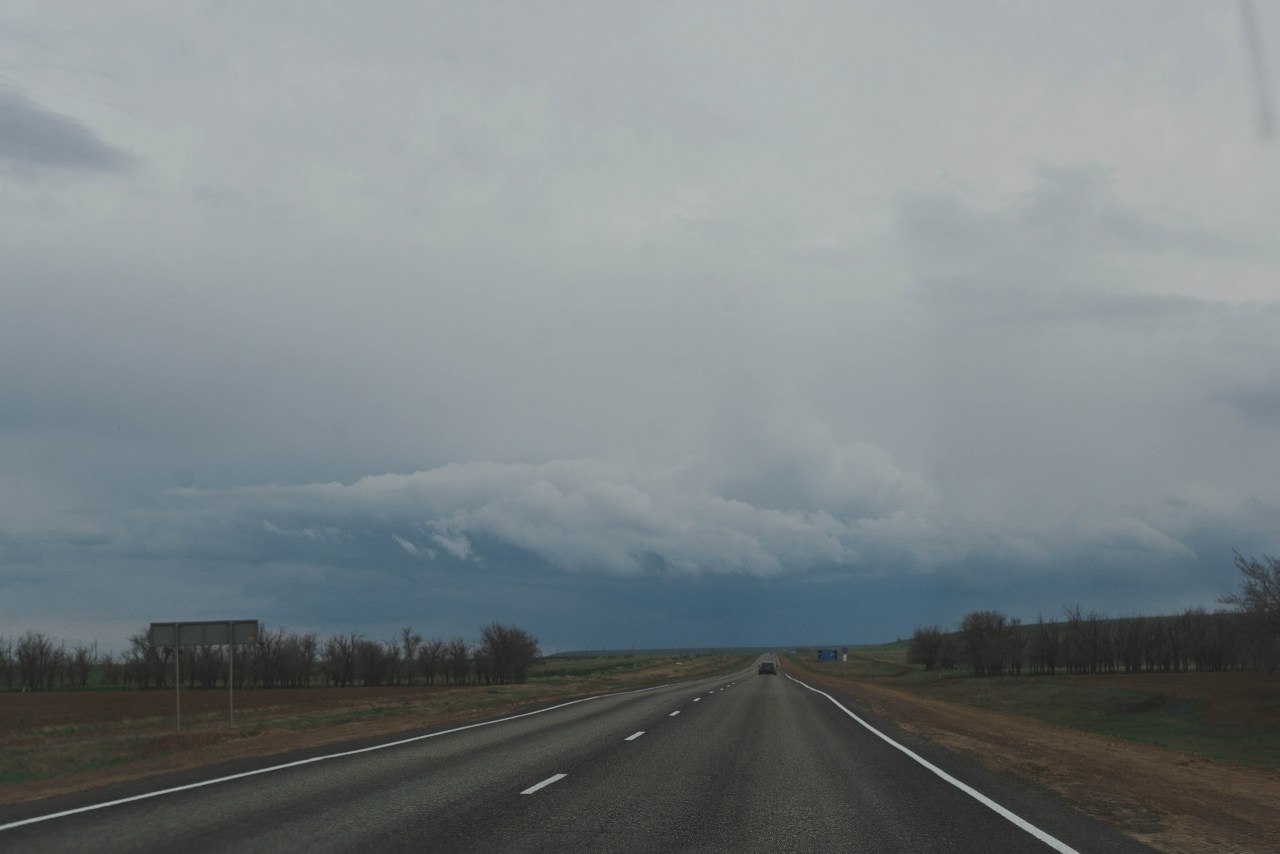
1238, 0, 1276, 139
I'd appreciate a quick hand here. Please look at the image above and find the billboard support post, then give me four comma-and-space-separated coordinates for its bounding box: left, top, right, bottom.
150, 620, 260, 734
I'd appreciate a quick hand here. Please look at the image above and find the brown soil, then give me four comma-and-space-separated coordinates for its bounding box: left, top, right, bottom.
0, 686, 571, 805
789, 663, 1280, 854
0, 656, 737, 806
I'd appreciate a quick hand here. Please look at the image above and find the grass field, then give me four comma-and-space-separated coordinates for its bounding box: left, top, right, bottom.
0, 653, 750, 802
792, 642, 1280, 772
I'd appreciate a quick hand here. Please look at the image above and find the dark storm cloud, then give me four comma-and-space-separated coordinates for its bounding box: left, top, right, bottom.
3, 3, 1279, 649
1215, 382, 1280, 425
0, 87, 134, 170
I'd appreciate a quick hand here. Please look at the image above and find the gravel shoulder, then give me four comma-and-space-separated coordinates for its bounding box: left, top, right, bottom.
786, 659, 1280, 854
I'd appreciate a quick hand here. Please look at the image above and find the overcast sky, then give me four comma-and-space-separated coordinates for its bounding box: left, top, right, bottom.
3, 1, 1278, 652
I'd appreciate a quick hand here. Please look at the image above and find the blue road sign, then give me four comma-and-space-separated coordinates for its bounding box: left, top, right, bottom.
817, 649, 838, 661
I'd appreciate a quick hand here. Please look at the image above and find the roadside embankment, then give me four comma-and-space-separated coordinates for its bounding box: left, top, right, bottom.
783, 652, 1280, 854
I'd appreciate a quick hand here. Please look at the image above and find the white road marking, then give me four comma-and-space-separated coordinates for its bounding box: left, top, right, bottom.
520, 773, 567, 795
787, 674, 1080, 854
625, 731, 645, 741
669, 710, 681, 716
693, 697, 701, 702
0, 680, 685, 833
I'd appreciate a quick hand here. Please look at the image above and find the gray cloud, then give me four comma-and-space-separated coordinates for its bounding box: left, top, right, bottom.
2, 3, 1279, 648
1215, 382, 1280, 425
156, 458, 874, 577
900, 167, 1251, 308
3, 449, 1210, 599
0, 88, 134, 170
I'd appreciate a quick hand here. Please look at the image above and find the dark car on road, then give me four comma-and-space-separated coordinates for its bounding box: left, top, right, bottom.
757, 660, 777, 675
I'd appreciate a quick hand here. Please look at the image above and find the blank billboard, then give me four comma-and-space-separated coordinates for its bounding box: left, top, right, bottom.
149, 620, 260, 648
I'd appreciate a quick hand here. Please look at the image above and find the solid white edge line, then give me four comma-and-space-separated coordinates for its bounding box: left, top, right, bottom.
624, 731, 645, 741
0, 679, 688, 833
520, 773, 567, 795
785, 674, 1079, 854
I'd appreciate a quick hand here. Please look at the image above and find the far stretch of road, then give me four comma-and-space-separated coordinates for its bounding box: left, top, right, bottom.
0, 661, 1153, 853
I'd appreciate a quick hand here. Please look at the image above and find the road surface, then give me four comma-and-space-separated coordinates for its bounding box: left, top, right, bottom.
0, 662, 1152, 852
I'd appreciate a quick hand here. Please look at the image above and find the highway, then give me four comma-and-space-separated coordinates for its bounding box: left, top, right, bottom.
0, 662, 1152, 852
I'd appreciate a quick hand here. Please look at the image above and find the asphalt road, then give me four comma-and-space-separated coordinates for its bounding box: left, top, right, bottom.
0, 662, 1153, 853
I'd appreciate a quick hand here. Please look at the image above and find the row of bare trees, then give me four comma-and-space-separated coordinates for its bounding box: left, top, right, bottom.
0, 633, 99, 691
1, 623, 539, 691
913, 608, 1280, 677
911, 551, 1280, 677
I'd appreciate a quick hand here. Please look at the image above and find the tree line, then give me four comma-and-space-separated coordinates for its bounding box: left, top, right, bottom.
0, 622, 539, 692
0, 634, 98, 692
910, 552, 1280, 677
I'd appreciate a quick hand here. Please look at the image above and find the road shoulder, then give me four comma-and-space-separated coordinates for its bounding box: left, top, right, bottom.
784, 661, 1279, 854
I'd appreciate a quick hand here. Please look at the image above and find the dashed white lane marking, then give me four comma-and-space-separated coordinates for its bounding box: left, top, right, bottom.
625, 731, 645, 741
787, 675, 1079, 854
520, 773, 567, 795
693, 697, 701, 702
669, 710, 681, 717
0, 679, 684, 833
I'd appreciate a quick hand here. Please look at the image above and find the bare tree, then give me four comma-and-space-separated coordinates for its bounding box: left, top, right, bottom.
477, 624, 540, 684
355, 638, 392, 686
960, 611, 1009, 676
296, 632, 319, 687
1030, 614, 1059, 675
1083, 611, 1105, 675
46, 643, 68, 690
445, 637, 471, 686
419, 638, 446, 685
0, 636, 13, 690
1222, 551, 1280, 628
1061, 605, 1085, 674
908, 626, 946, 671
1116, 616, 1145, 674
194, 644, 224, 688
16, 632, 54, 691
71, 641, 97, 689
128, 628, 170, 689
1004, 617, 1024, 675
1220, 550, 1280, 671
100, 652, 120, 687
254, 628, 287, 689
323, 633, 358, 687
399, 628, 422, 686
384, 639, 403, 686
